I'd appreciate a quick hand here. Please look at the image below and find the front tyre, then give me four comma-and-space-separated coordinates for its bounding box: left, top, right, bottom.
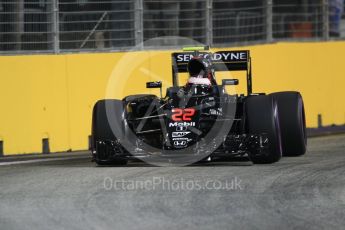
245, 95, 282, 164
92, 99, 128, 166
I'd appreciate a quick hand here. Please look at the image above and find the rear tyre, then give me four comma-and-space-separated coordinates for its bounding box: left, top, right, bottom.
246, 95, 282, 164
271, 92, 307, 156
92, 99, 128, 166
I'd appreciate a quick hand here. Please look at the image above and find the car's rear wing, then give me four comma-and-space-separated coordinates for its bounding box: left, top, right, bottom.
171, 48, 253, 94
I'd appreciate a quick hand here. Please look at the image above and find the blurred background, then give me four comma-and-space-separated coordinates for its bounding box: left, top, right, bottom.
0, 0, 344, 155
0, 0, 344, 52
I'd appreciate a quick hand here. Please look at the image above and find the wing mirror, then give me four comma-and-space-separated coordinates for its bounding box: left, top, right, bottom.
146, 81, 162, 88
222, 79, 239, 86
146, 81, 162, 98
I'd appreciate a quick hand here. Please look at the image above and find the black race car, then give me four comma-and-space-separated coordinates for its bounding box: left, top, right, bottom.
92, 46, 306, 166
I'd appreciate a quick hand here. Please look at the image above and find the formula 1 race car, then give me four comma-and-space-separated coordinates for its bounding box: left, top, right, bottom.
91, 46, 307, 166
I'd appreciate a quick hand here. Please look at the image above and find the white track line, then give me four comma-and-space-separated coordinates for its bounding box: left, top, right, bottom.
0, 156, 89, 166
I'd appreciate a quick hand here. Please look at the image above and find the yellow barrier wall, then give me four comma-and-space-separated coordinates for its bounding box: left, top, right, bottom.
0, 42, 344, 155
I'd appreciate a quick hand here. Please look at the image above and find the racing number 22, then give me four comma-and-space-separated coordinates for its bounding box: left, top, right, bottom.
172, 108, 195, 121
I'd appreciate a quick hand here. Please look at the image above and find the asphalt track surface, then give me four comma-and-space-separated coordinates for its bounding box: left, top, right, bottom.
0, 134, 344, 230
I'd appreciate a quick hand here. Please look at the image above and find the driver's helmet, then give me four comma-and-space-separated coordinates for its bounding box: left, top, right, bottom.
183, 56, 216, 96
187, 56, 216, 86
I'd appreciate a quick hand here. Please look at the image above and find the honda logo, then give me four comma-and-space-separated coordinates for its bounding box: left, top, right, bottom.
174, 141, 187, 146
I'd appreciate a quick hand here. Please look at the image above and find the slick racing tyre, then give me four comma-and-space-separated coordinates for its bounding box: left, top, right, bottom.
271, 92, 307, 156
92, 99, 128, 166
245, 95, 282, 164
